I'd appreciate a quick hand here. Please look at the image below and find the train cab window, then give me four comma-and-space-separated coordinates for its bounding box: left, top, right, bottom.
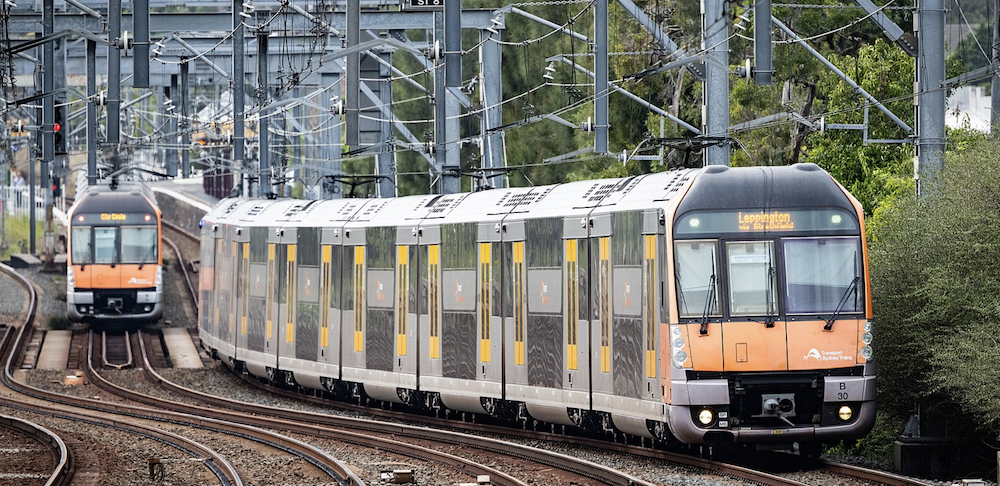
71, 227, 92, 264
783, 237, 862, 315
94, 227, 117, 264
726, 241, 777, 316
674, 240, 720, 318
121, 227, 158, 263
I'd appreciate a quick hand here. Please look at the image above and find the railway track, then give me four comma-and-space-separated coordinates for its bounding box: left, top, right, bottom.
159, 198, 935, 486
100, 331, 132, 369
0, 263, 241, 486
0, 413, 68, 485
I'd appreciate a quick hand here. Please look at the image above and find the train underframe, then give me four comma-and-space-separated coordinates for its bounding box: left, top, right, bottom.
217, 351, 872, 453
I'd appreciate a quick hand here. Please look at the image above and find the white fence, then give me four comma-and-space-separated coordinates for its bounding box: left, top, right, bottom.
1, 186, 66, 219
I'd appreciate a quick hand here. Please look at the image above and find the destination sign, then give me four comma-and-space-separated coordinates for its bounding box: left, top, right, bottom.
737, 211, 794, 232
73, 213, 157, 225
675, 209, 858, 236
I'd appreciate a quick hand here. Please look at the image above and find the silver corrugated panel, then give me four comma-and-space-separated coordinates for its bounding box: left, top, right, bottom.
366, 308, 394, 372
613, 317, 643, 399
219, 292, 231, 342
527, 314, 563, 389
247, 298, 266, 352
296, 303, 319, 360
442, 312, 476, 379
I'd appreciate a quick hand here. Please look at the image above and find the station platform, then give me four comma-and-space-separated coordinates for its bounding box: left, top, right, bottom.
36, 330, 71, 370
162, 328, 203, 368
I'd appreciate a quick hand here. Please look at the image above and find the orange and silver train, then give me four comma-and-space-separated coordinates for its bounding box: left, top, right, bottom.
67, 182, 163, 323
198, 163, 875, 450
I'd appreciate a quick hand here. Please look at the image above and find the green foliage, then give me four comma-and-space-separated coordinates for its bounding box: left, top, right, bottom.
0, 215, 46, 261
803, 40, 914, 215
870, 135, 1000, 433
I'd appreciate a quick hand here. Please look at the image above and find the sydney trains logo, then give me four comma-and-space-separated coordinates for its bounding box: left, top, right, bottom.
128, 277, 152, 285
804, 348, 853, 362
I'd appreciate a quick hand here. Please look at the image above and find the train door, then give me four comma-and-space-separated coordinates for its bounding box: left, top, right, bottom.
561, 217, 590, 410
217, 224, 239, 361
395, 226, 419, 392
502, 221, 527, 400
199, 225, 216, 340
588, 213, 613, 410
318, 227, 344, 376
260, 227, 283, 375
477, 222, 502, 393
243, 227, 270, 371
234, 228, 250, 361
275, 227, 298, 381
720, 239, 787, 372
418, 226, 441, 391
211, 225, 229, 353
340, 227, 366, 381
292, 227, 321, 372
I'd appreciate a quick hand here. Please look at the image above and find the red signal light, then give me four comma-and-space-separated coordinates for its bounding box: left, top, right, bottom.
53, 122, 61, 132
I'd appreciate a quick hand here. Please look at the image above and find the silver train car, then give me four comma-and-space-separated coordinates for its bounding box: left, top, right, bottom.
198, 164, 875, 450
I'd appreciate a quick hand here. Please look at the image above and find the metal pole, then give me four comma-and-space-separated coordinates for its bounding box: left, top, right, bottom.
180, 60, 191, 178
233, 0, 245, 197
703, 0, 730, 165
480, 29, 503, 189
443, 0, 461, 194
42, 0, 54, 261
133, 0, 150, 87
916, 0, 945, 193
257, 31, 270, 197
433, 12, 447, 194
87, 40, 97, 185
346, 0, 360, 149
376, 50, 395, 198
594, 0, 609, 153
166, 77, 179, 177
753, 0, 772, 84
321, 71, 340, 199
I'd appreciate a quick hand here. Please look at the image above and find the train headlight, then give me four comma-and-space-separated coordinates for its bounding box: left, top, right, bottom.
155, 266, 163, 289
860, 346, 874, 360
838, 405, 853, 421
672, 350, 688, 367
861, 332, 873, 344
698, 408, 714, 426
864, 320, 873, 332
673, 337, 685, 349
67, 267, 74, 290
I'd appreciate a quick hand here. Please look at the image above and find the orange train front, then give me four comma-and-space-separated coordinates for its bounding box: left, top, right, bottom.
67, 182, 163, 323
663, 164, 874, 447
196, 163, 874, 452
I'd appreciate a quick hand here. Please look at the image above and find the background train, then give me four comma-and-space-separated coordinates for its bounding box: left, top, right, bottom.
66, 180, 164, 323
197, 163, 875, 451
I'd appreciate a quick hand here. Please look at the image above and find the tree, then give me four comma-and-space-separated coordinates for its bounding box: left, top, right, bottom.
870, 134, 1000, 433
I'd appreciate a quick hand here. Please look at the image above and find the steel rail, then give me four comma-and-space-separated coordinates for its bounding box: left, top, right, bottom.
0, 413, 70, 486
85, 331, 361, 485
0, 263, 241, 486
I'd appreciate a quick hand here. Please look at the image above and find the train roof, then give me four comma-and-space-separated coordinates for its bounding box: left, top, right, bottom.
674, 163, 852, 215
202, 165, 852, 232
69, 181, 159, 217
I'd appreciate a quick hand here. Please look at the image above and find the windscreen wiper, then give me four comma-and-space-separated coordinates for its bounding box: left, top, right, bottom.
700, 254, 717, 335
764, 264, 776, 328
825, 276, 860, 331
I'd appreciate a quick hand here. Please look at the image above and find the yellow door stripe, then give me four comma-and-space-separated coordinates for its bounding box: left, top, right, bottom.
266, 243, 275, 340
479, 243, 491, 363
286, 245, 296, 344
513, 241, 525, 366
397, 245, 408, 356
566, 239, 578, 370
600, 237, 610, 373
429, 245, 440, 359
354, 246, 365, 352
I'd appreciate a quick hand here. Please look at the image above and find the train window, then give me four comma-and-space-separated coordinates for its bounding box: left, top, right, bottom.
121, 227, 158, 263
783, 237, 862, 315
726, 241, 777, 316
71, 227, 92, 264
94, 227, 117, 264
674, 240, 720, 318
